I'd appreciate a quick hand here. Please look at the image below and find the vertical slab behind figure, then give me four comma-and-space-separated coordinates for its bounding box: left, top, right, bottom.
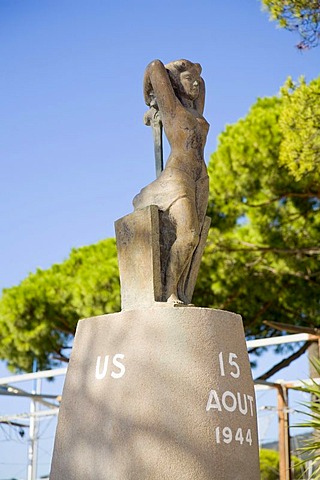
50, 59, 260, 480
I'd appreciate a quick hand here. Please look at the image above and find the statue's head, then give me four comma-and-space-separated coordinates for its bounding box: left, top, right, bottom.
165, 59, 202, 102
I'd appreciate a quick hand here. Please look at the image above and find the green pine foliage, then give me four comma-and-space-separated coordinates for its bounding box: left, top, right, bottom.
280, 77, 320, 184
193, 76, 320, 341
0, 239, 120, 371
260, 449, 303, 479
261, 0, 320, 49
260, 449, 281, 480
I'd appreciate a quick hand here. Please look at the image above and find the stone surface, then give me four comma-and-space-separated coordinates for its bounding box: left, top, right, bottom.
131, 59, 210, 304
115, 206, 211, 310
50, 307, 260, 480
115, 205, 162, 310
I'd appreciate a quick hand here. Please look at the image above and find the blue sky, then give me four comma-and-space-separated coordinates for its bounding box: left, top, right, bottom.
1, 0, 319, 292
0, 0, 319, 478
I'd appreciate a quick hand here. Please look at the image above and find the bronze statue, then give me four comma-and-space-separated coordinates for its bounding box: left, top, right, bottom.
133, 59, 210, 304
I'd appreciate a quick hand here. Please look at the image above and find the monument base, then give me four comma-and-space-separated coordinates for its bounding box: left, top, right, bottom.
50, 307, 260, 480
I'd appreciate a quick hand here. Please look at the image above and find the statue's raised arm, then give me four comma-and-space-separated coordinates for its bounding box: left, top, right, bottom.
143, 60, 178, 117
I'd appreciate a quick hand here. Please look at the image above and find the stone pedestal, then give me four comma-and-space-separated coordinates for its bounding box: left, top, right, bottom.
115, 206, 211, 309
115, 205, 162, 310
50, 307, 260, 480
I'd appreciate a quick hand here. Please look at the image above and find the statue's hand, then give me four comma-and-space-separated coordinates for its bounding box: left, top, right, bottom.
148, 97, 158, 108
143, 107, 162, 127
145, 91, 159, 109
143, 109, 153, 126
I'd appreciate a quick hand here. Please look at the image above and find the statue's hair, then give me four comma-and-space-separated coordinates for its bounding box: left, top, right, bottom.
165, 59, 202, 95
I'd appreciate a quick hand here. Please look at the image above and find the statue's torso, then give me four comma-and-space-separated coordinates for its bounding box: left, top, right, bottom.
163, 103, 209, 181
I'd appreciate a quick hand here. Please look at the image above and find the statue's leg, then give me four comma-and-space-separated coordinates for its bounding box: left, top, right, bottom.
177, 174, 210, 303
165, 197, 199, 303
195, 174, 209, 227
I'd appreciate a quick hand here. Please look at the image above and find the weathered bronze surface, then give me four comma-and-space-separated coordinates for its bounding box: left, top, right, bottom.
133, 59, 210, 305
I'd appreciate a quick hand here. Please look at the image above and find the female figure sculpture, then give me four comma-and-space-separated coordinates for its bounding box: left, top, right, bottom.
133, 59, 210, 304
